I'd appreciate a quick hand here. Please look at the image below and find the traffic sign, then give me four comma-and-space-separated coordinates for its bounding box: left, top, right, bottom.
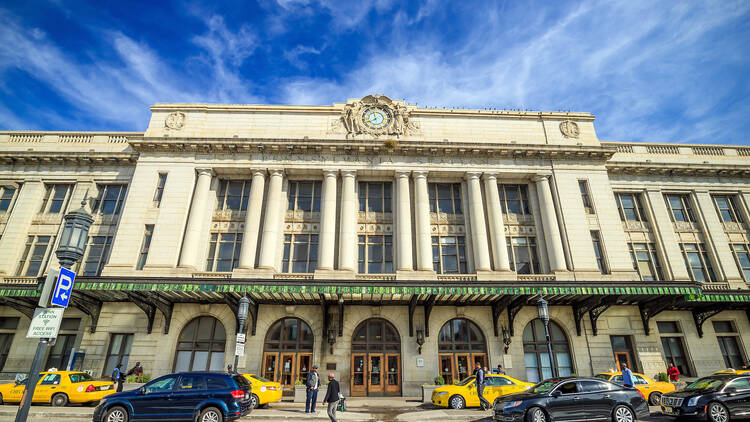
235, 342, 245, 357
236, 333, 246, 343
50, 267, 76, 308
26, 307, 64, 338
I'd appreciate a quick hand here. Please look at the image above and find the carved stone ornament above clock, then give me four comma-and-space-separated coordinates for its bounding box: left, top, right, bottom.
559, 120, 580, 138
337, 95, 419, 138
165, 112, 186, 130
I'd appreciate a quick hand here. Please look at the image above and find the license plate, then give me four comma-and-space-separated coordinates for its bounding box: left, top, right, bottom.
662, 407, 677, 416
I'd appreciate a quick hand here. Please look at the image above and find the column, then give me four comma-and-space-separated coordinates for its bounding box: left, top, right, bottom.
338, 170, 357, 272
694, 190, 741, 283
238, 169, 266, 269
178, 168, 213, 269
318, 170, 338, 270
534, 175, 567, 272
413, 171, 433, 271
465, 172, 492, 271
0, 180, 44, 275
395, 171, 413, 271
258, 170, 284, 270
483, 173, 511, 271
644, 188, 690, 280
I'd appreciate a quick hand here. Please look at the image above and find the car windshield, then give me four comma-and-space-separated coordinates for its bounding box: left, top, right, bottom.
531, 380, 559, 394
594, 374, 611, 380
252, 375, 272, 383
455, 376, 476, 386
69, 372, 94, 383
685, 378, 726, 391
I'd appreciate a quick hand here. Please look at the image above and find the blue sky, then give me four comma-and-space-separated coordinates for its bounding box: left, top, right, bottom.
1, 1, 749, 144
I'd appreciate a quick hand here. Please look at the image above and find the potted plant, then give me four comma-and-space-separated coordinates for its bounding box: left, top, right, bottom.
421, 375, 446, 403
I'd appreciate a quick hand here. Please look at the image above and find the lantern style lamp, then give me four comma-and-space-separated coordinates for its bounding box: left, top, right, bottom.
233, 295, 250, 371
416, 328, 425, 355
502, 326, 512, 354
55, 200, 94, 269
327, 328, 337, 354
537, 298, 557, 377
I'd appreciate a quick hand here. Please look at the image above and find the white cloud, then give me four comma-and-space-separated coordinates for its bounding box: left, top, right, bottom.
283, 45, 321, 69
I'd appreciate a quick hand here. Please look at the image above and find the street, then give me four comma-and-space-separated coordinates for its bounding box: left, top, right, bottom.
0, 400, 671, 422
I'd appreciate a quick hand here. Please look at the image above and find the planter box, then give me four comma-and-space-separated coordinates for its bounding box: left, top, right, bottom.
422, 385, 439, 403
294, 385, 328, 403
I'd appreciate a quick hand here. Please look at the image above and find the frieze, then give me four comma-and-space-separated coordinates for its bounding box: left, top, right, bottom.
285, 210, 321, 222
212, 209, 246, 222
357, 224, 393, 234
722, 222, 746, 232
430, 224, 465, 235
673, 221, 698, 232
503, 214, 535, 225
284, 222, 319, 233
623, 220, 649, 231
430, 213, 465, 224
358, 211, 393, 223
504, 225, 536, 235
210, 221, 244, 232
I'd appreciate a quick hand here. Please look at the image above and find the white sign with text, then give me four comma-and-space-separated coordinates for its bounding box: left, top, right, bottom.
26, 308, 65, 338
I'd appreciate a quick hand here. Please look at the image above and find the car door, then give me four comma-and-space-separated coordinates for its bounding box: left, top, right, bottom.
129, 375, 178, 420
578, 380, 616, 419
724, 377, 750, 416
547, 381, 583, 421
170, 375, 208, 420
34, 373, 62, 403
8, 379, 28, 402
481, 376, 499, 404
464, 378, 479, 407
495, 376, 519, 397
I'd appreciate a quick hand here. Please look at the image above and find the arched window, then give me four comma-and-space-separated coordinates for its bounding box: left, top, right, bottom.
523, 319, 573, 382
173, 316, 226, 372
350, 318, 401, 397
437, 318, 487, 384
262, 318, 314, 395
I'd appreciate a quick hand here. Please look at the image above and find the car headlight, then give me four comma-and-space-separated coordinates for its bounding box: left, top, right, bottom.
505, 401, 522, 408
437, 391, 448, 396
687, 396, 700, 407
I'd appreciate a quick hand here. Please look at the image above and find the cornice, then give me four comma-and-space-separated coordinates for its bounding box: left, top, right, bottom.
606, 162, 750, 178
0, 150, 138, 166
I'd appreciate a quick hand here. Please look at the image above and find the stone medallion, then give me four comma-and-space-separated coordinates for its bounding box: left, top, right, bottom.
559, 120, 580, 138
165, 112, 186, 129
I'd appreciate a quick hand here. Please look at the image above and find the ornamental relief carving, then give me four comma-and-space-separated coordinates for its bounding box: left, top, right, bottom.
559, 120, 579, 138
358, 211, 393, 223
623, 220, 649, 231
332, 94, 421, 138
210, 221, 244, 232
357, 224, 393, 234
722, 222, 745, 232
165, 112, 186, 130
503, 214, 535, 225
284, 222, 319, 233
212, 209, 246, 222
673, 221, 698, 232
430, 213, 465, 224
504, 225, 536, 235
430, 224, 465, 235
285, 210, 321, 222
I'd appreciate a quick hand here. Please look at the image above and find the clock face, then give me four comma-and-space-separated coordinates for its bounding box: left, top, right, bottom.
361, 106, 392, 130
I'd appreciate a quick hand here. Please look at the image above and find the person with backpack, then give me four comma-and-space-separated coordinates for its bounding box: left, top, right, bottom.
112, 364, 124, 392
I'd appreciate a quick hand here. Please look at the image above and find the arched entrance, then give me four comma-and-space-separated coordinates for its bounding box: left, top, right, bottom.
173, 316, 226, 372
523, 318, 573, 382
438, 318, 487, 384
262, 318, 314, 395
350, 318, 401, 396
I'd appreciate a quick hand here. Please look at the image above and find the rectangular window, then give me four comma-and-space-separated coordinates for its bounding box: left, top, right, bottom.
506, 236, 539, 274
82, 236, 113, 276
681, 243, 716, 282
712, 321, 735, 334
0, 317, 19, 371
615, 192, 648, 222
153, 173, 167, 207
717, 336, 745, 369
206, 233, 243, 272
0, 185, 18, 213
281, 234, 318, 273
731, 244, 750, 282
498, 184, 531, 215
428, 183, 462, 214
94, 185, 127, 215
136, 225, 154, 270
357, 235, 394, 274
665, 194, 696, 223
660, 336, 692, 376
657, 321, 681, 334
629, 243, 663, 281
216, 180, 251, 211
16, 235, 56, 276
431, 235, 467, 274
358, 182, 392, 213
102, 333, 134, 378
579, 181, 594, 214
591, 231, 608, 274
45, 333, 76, 370
39, 184, 73, 214
713, 195, 743, 223
287, 181, 321, 212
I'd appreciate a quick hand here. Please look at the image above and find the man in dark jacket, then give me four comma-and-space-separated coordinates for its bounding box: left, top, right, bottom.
305, 365, 320, 413
323, 373, 341, 422
474, 362, 490, 410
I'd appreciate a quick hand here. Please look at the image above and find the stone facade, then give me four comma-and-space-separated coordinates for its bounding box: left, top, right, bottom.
0, 96, 749, 397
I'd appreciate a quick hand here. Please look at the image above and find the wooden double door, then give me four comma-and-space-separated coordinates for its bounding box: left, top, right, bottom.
350, 353, 401, 396
262, 352, 312, 395
439, 353, 487, 385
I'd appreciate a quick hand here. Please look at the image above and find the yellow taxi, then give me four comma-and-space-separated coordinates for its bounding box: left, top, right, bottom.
713, 368, 750, 375
431, 374, 534, 409
595, 371, 676, 405
242, 373, 282, 409
0, 371, 115, 406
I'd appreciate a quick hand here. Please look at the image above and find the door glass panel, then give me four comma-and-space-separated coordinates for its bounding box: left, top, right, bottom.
281, 355, 294, 385
456, 355, 469, 381
387, 356, 399, 386
353, 355, 365, 386
370, 355, 381, 385
298, 354, 311, 384
440, 355, 454, 385
263, 354, 277, 381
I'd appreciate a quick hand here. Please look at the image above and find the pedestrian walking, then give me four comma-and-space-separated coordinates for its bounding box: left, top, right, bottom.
621, 363, 634, 388
112, 364, 124, 392
305, 365, 320, 414
667, 362, 680, 384
323, 373, 341, 422
227, 364, 235, 374
473, 362, 490, 410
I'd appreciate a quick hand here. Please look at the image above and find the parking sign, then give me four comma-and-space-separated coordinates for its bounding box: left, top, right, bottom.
50, 267, 76, 308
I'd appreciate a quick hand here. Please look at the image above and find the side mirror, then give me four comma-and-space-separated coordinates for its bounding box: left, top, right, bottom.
551, 390, 562, 397
138, 387, 146, 395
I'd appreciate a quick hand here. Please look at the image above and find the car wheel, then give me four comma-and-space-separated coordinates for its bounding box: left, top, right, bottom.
199, 406, 223, 422
649, 392, 662, 406
250, 394, 259, 409
526, 407, 547, 422
708, 402, 729, 422
448, 395, 465, 409
613, 405, 635, 422
51, 393, 68, 407
104, 406, 129, 422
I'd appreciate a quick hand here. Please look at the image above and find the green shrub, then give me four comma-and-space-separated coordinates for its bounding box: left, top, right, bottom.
657, 372, 669, 382
433, 375, 445, 385
126, 374, 151, 383
570, 373, 578, 377
294, 379, 305, 386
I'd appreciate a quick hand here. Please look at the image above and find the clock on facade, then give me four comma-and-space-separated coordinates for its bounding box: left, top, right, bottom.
361, 106, 392, 131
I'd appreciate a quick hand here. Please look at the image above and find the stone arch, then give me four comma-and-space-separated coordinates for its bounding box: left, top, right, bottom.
172, 315, 227, 372
522, 318, 574, 383
435, 317, 488, 384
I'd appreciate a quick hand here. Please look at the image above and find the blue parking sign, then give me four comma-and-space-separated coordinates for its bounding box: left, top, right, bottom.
50, 267, 76, 308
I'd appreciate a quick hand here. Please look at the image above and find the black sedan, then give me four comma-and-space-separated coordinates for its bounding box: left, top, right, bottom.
493, 377, 649, 422
659, 374, 750, 422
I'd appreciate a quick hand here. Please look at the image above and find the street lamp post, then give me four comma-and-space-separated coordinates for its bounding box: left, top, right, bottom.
233, 295, 250, 372
537, 298, 557, 378
15, 200, 92, 422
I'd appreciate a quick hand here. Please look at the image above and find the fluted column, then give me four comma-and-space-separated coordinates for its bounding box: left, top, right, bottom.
395, 171, 413, 271
238, 169, 266, 269
413, 171, 433, 271
318, 170, 338, 270
483, 173, 511, 271
466, 172, 492, 271
339, 170, 357, 272
179, 168, 214, 269
534, 175, 567, 272
258, 170, 284, 270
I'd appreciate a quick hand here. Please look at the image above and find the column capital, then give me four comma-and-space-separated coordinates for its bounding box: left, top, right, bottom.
395, 170, 411, 179
532, 174, 551, 183
250, 169, 267, 177
464, 171, 482, 181
196, 168, 215, 177
481, 172, 498, 182
322, 169, 338, 178
341, 170, 357, 178
412, 170, 429, 179
268, 169, 284, 177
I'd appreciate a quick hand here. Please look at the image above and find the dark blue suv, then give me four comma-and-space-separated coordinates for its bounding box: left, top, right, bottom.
92, 372, 252, 422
